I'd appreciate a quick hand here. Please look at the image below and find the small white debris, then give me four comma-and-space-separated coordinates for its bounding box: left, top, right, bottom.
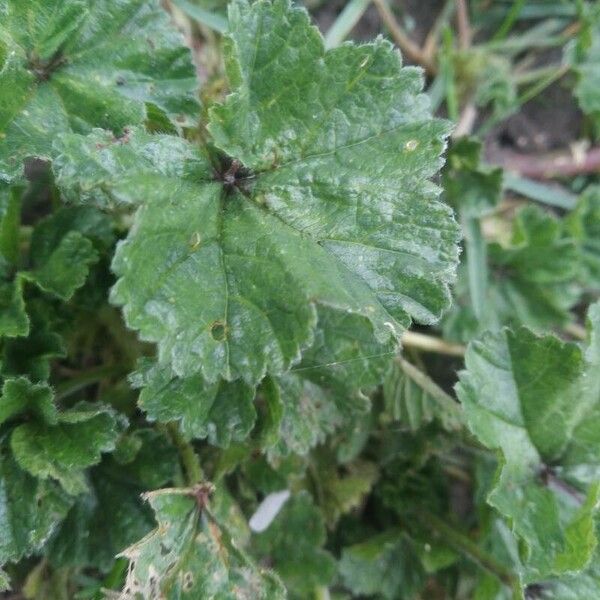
249, 490, 291, 533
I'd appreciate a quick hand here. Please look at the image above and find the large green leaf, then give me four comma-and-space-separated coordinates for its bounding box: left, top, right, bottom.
119, 486, 285, 599
132, 306, 390, 452
0, 0, 199, 182
54, 0, 458, 386
456, 302, 600, 584
271, 307, 392, 457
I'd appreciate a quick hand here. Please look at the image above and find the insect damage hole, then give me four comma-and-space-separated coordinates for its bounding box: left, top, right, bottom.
210, 321, 227, 342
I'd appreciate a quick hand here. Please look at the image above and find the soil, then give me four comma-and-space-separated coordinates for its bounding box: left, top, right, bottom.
313, 1, 584, 158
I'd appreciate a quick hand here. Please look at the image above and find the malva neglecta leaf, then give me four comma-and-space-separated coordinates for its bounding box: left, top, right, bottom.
271, 307, 393, 457
565, 185, 600, 290
251, 491, 336, 596
132, 305, 391, 452
0, 378, 123, 495
48, 429, 179, 572
0, 454, 73, 570
53, 0, 459, 387
456, 301, 600, 583
0, 0, 199, 182
118, 485, 285, 600
443, 137, 503, 219
0, 194, 107, 341
131, 360, 256, 447
444, 205, 581, 342
339, 530, 425, 600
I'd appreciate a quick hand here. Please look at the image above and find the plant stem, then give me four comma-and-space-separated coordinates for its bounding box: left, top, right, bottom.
564, 322, 587, 341
401, 331, 466, 357
414, 508, 520, 593
517, 64, 569, 106
491, 144, 600, 180
491, 0, 525, 41
423, 0, 454, 61
314, 586, 331, 600
55, 364, 126, 401
397, 357, 463, 427
372, 0, 437, 75
502, 173, 576, 210
455, 0, 471, 50
463, 215, 487, 321
324, 0, 372, 49
167, 423, 204, 485
441, 26, 459, 121
170, 0, 227, 33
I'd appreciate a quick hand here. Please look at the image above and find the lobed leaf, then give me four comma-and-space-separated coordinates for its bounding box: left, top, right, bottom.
0, 0, 199, 182
119, 486, 285, 600
0, 455, 72, 569
456, 302, 600, 583
54, 0, 459, 388
0, 378, 122, 495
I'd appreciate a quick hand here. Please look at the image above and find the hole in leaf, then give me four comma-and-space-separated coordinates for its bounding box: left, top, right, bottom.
210, 321, 227, 342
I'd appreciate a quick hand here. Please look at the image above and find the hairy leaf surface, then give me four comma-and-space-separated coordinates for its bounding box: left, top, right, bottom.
1, 378, 122, 495
54, 0, 459, 386
0, 0, 198, 181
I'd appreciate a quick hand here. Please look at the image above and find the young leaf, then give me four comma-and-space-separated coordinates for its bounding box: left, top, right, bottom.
11, 402, 121, 495
0, 0, 199, 181
118, 486, 285, 599
444, 205, 581, 341
443, 137, 503, 218
21, 231, 98, 300
0, 377, 58, 425
1, 378, 122, 495
456, 302, 600, 583
565, 185, 600, 290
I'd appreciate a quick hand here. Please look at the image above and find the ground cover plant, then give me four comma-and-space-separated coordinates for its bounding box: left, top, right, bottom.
0, 0, 600, 598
